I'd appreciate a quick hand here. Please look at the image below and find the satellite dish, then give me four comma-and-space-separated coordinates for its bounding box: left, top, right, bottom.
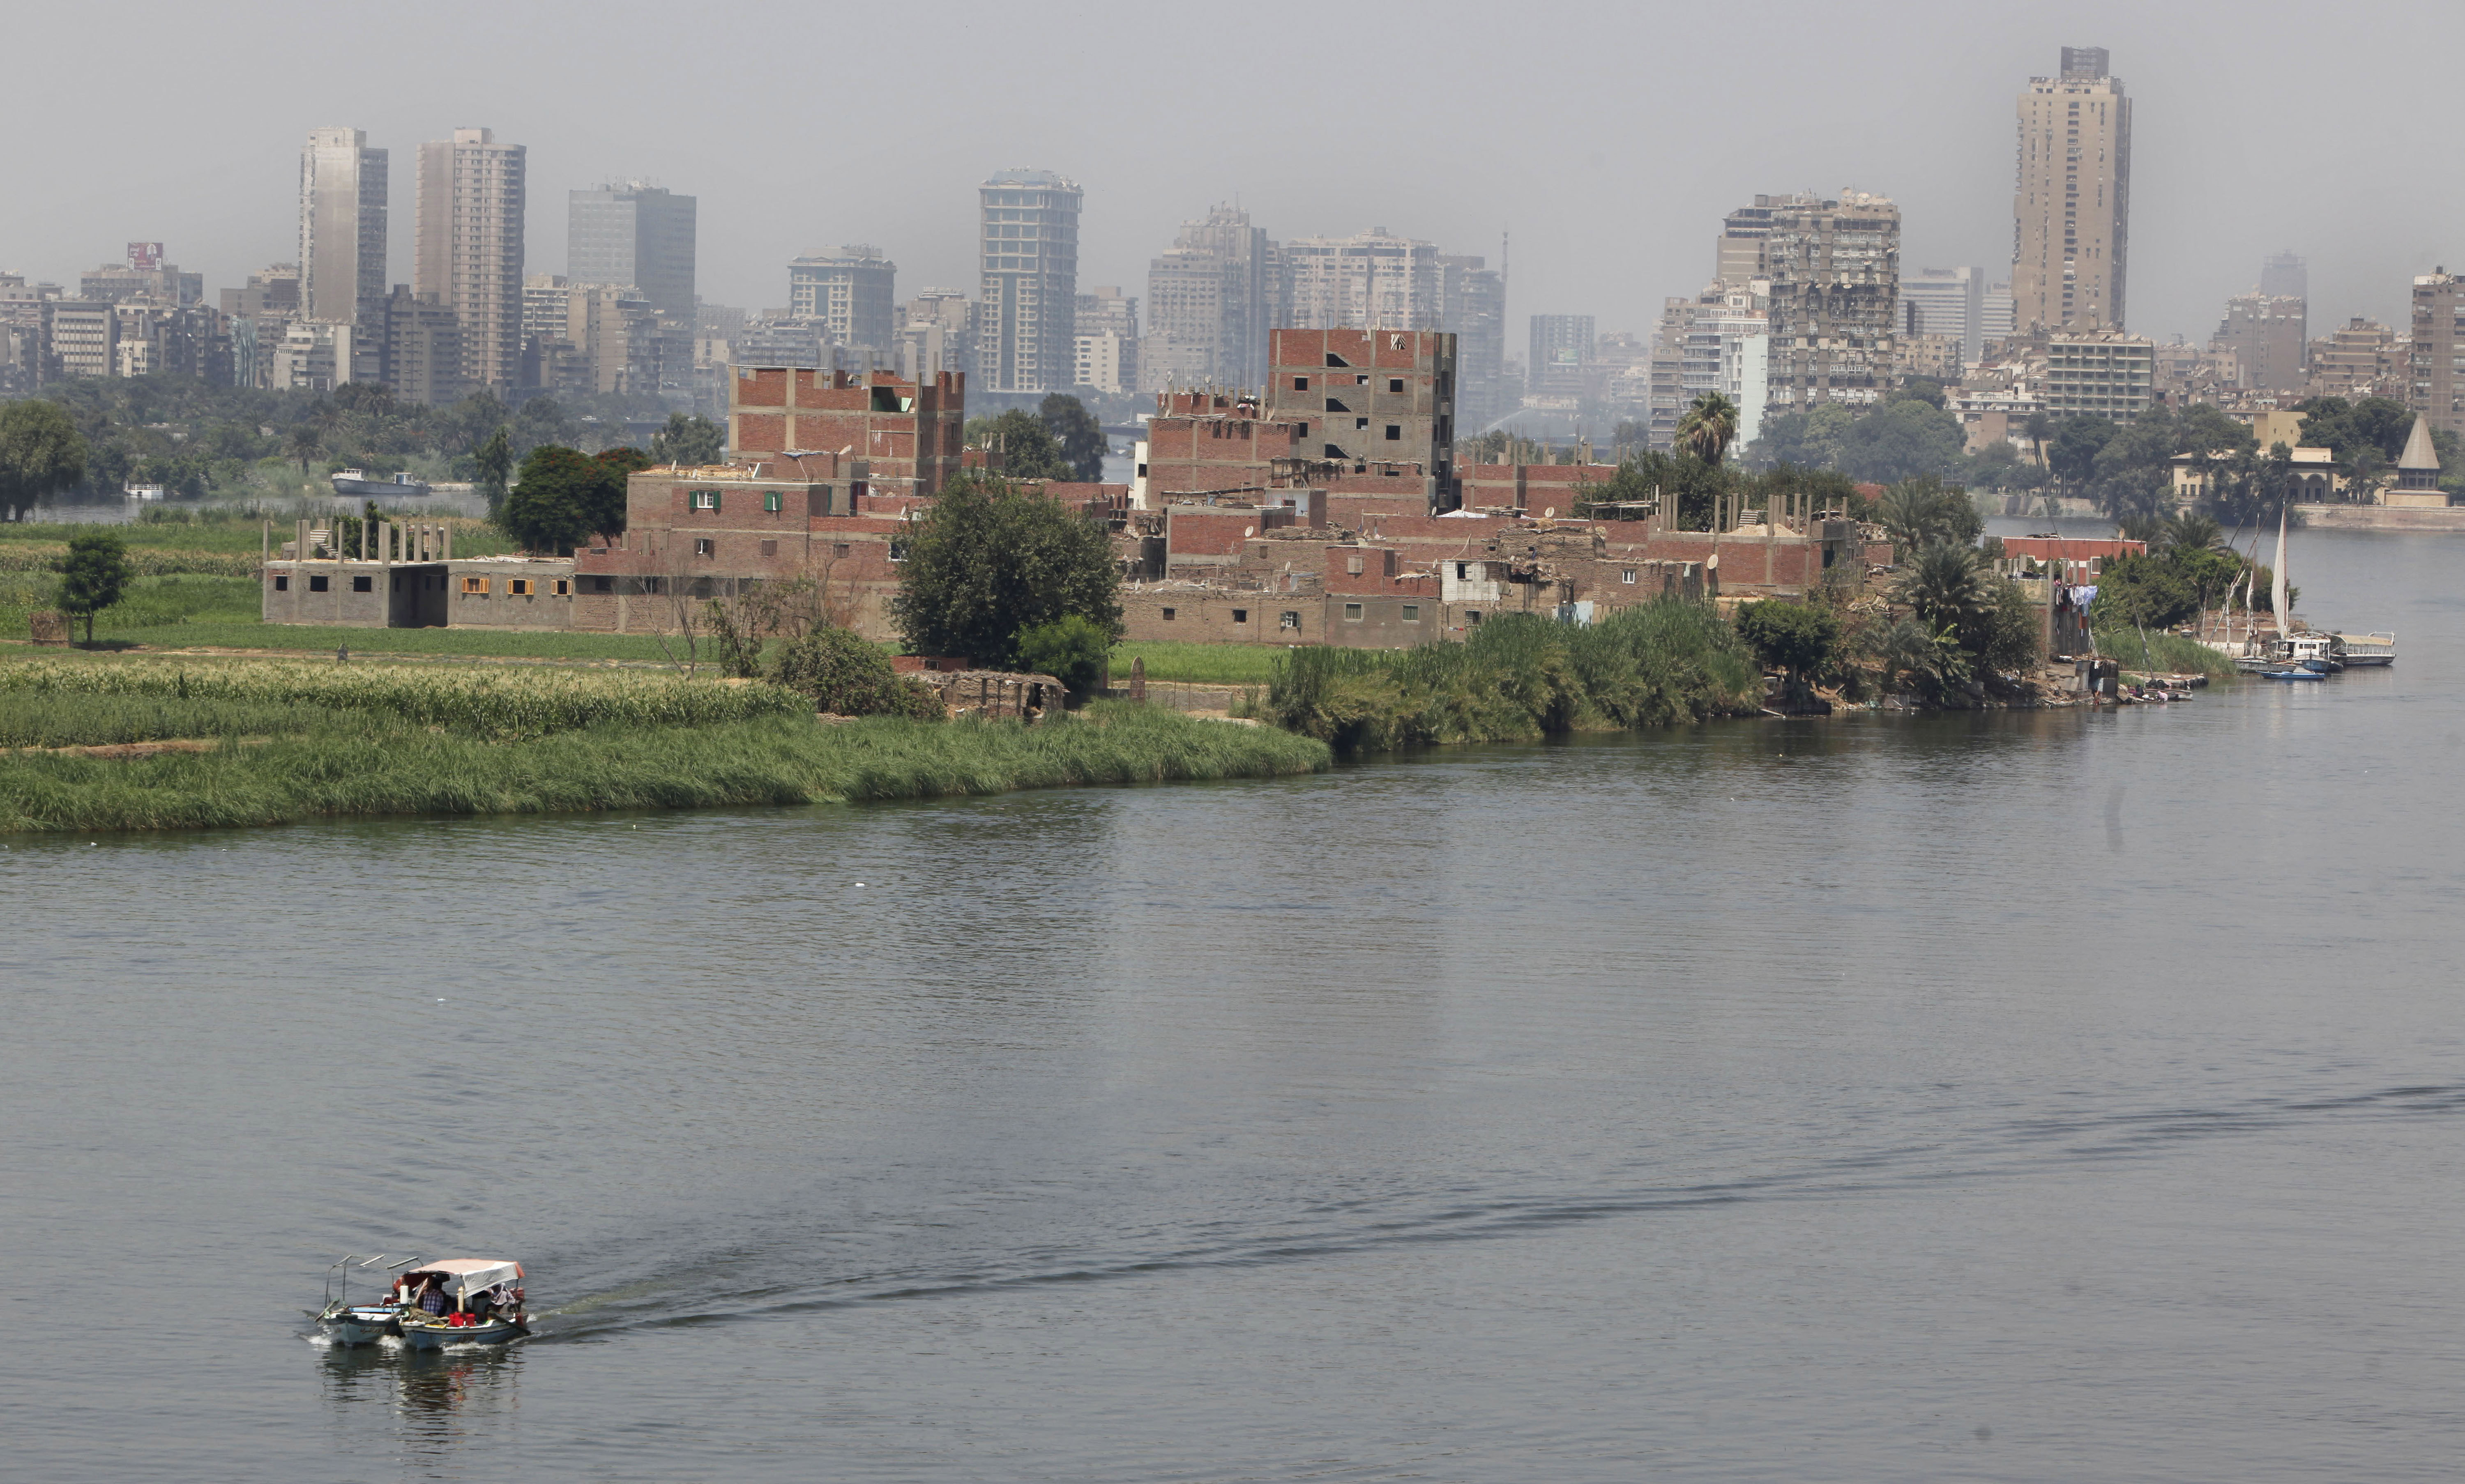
1243, 526, 1255, 538
1542, 506, 1555, 519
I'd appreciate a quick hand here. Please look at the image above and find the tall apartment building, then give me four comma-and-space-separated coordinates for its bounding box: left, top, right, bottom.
895, 289, 975, 383
2043, 331, 2153, 421
1528, 315, 1594, 400
1140, 204, 1279, 393
1900, 266, 1986, 364
1438, 254, 1507, 432
2306, 317, 2401, 400
46, 301, 117, 379
2260, 251, 2307, 301
567, 285, 660, 395
1721, 191, 1899, 410
1979, 281, 2016, 349
2411, 270, 2465, 439
415, 128, 526, 391
788, 246, 896, 354
382, 284, 465, 406
1263, 327, 1456, 494
1074, 286, 1136, 393
299, 128, 387, 329
1648, 285, 1770, 451
2211, 294, 2306, 391
2013, 47, 2131, 332
568, 182, 696, 323
978, 168, 1081, 393
1283, 230, 1440, 333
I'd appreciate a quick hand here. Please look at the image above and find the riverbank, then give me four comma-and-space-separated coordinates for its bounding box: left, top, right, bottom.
0, 701, 1329, 834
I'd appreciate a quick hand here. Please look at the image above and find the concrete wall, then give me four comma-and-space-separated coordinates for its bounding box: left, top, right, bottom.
443, 560, 576, 628
262, 564, 392, 627
1122, 587, 1322, 645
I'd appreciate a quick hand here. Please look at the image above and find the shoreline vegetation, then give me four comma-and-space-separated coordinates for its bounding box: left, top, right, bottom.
0, 660, 1330, 834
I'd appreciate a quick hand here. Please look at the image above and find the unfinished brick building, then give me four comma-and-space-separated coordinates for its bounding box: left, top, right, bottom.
727, 367, 966, 498
1264, 327, 1457, 499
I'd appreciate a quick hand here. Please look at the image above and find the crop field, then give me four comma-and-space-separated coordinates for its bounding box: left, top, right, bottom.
0, 657, 808, 739
1109, 641, 1285, 686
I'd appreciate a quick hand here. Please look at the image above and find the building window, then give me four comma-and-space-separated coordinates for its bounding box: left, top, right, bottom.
1279, 610, 1299, 630
553, 579, 571, 596
461, 576, 488, 595
1402, 604, 1420, 621
763, 490, 782, 513
1232, 608, 1249, 624
694, 538, 715, 557
1456, 562, 1470, 579
1292, 376, 1309, 391
1161, 607, 1176, 621
308, 575, 329, 592
1621, 568, 1637, 584
759, 539, 778, 556
1343, 603, 1364, 622
833, 543, 852, 558
1347, 554, 1364, 575
1466, 610, 1482, 626
273, 575, 288, 591
1355, 374, 1368, 386
1355, 418, 1368, 430
1389, 378, 1404, 393
887, 541, 907, 562
508, 577, 533, 596
690, 489, 720, 511
351, 575, 372, 593
590, 575, 613, 594
1385, 425, 1401, 440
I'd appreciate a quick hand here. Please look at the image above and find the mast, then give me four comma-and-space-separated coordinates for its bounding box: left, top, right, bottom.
2270, 502, 2291, 640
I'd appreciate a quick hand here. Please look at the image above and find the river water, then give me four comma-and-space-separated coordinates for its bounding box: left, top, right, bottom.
6, 525, 2462, 1482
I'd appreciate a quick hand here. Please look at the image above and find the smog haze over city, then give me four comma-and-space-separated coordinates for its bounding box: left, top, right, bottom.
5, 0, 2458, 341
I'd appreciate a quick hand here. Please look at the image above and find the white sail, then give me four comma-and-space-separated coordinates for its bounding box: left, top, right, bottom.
2271, 503, 2290, 636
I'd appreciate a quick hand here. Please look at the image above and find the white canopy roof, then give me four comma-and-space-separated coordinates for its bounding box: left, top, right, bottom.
406, 1258, 523, 1298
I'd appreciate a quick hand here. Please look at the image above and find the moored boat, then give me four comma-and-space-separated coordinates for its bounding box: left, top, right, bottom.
391, 1258, 528, 1348
2334, 631, 2396, 666
2262, 667, 2327, 682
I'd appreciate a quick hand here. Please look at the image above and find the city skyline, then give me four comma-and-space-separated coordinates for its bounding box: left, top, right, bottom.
6, 4, 2462, 354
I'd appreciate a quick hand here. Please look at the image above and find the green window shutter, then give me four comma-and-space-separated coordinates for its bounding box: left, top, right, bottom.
764, 491, 781, 513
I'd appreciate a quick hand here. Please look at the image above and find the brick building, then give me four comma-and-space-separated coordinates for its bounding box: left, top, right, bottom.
1139, 391, 1310, 502
1263, 327, 1457, 499
727, 366, 966, 498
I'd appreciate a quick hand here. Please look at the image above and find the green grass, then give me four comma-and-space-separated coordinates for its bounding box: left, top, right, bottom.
1111, 641, 1286, 686
0, 693, 346, 748
2094, 628, 2239, 681
0, 702, 1330, 833
23, 622, 693, 662
0, 516, 515, 556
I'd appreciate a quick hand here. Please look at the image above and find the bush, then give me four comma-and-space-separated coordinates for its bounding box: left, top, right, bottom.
768, 628, 944, 720
1015, 615, 1110, 698
1731, 600, 1841, 683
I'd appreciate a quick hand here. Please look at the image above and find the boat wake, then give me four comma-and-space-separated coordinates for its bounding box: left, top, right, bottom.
522, 1076, 2465, 1344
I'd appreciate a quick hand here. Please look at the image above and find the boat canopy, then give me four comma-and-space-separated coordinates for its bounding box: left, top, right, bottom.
404, 1258, 523, 1298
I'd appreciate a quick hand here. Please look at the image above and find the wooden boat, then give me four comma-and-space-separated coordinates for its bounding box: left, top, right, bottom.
391, 1258, 528, 1348
2335, 631, 2396, 666
312, 1254, 421, 1345
2262, 668, 2327, 682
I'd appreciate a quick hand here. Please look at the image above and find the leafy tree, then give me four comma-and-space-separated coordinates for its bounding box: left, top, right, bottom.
2045, 416, 2113, 490
509, 395, 576, 458
589, 447, 650, 537
331, 382, 396, 416
0, 399, 88, 520
768, 627, 944, 719
978, 408, 1071, 480
1893, 543, 1995, 641
1732, 599, 1841, 686
59, 530, 133, 643
1675, 391, 1740, 466
2090, 551, 2199, 630
499, 445, 605, 554
286, 425, 323, 476
2163, 511, 2223, 554
889, 472, 1122, 670
1868, 616, 1972, 703
1976, 580, 2043, 674
1038, 394, 1109, 482
649, 412, 726, 467
474, 427, 513, 515
1015, 614, 1112, 698
2021, 410, 2055, 472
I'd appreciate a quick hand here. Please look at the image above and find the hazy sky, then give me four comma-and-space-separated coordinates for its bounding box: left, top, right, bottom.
7, 0, 2461, 351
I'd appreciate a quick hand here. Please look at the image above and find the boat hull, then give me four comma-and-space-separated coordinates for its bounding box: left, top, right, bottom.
2263, 670, 2327, 682
398, 1315, 525, 1349
316, 1305, 401, 1345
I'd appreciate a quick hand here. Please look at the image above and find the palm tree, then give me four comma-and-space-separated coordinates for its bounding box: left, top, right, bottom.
2163, 511, 2223, 554
2022, 410, 2055, 473
1892, 543, 1995, 641
1675, 392, 1739, 467
286, 426, 322, 477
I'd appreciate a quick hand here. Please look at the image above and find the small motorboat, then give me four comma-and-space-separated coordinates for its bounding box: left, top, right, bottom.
392, 1258, 529, 1349
2261, 668, 2327, 682
312, 1254, 421, 1345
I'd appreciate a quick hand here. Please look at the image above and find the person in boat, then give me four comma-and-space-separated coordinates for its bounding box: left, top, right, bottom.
418, 1277, 447, 1316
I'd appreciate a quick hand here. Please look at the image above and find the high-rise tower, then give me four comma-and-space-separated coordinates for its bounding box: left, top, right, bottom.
2013, 46, 2132, 333
415, 128, 526, 391
299, 128, 387, 329
978, 168, 1081, 393
568, 182, 696, 324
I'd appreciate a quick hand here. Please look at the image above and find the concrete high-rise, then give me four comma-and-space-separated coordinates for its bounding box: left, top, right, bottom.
1438, 254, 1507, 431
1900, 266, 1986, 364
1282, 230, 1440, 333
2211, 294, 2306, 391
2410, 270, 2465, 440
1720, 191, 1900, 410
978, 168, 1081, 394
1528, 315, 1594, 400
299, 128, 387, 329
568, 182, 695, 324
1140, 204, 1277, 393
2260, 251, 2307, 302
2013, 46, 2132, 333
415, 128, 526, 391
787, 246, 896, 354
